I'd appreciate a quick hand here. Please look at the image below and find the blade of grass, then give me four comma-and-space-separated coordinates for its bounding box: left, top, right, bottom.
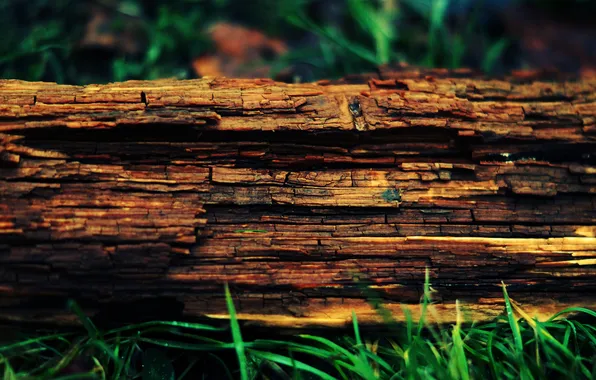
418, 267, 444, 344
502, 282, 533, 380
113, 341, 138, 380
295, 335, 372, 377
251, 339, 341, 359
351, 311, 377, 379
482, 38, 508, 73
347, 0, 396, 64
570, 320, 596, 347
286, 11, 379, 65
67, 300, 99, 340
205, 353, 234, 380
501, 282, 524, 354
2, 359, 17, 380
352, 311, 362, 348
50, 373, 101, 380
131, 327, 228, 345
360, 349, 394, 374
224, 283, 248, 380
0, 334, 74, 354
401, 305, 414, 344
298, 335, 357, 363
425, 0, 449, 66
548, 307, 596, 322
87, 338, 121, 368
137, 337, 235, 351
41, 339, 85, 378
511, 299, 579, 360
448, 300, 470, 380
249, 349, 336, 380
416, 268, 432, 337
105, 320, 225, 336
486, 332, 504, 379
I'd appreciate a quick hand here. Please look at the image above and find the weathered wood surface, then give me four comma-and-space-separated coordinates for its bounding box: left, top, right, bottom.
1, 67, 596, 327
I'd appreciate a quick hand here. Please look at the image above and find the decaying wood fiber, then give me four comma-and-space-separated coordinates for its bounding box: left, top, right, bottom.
1, 67, 596, 327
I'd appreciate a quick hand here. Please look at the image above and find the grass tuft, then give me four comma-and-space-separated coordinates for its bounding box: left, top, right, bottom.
3, 277, 596, 379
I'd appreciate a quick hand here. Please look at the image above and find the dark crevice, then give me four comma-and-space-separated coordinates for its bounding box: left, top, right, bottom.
92, 297, 186, 328
6, 177, 105, 184
467, 95, 574, 102
391, 80, 410, 90
14, 125, 453, 144
523, 113, 570, 122
204, 219, 595, 228
0, 115, 58, 122
382, 110, 479, 121
1, 237, 196, 246
203, 204, 596, 227
502, 188, 593, 200
53, 204, 128, 209
477, 143, 596, 164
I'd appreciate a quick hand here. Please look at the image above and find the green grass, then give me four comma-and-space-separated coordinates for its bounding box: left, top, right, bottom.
5, 0, 592, 84
3, 271, 596, 379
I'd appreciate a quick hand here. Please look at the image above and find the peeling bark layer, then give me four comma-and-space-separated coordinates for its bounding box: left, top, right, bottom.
1, 68, 596, 327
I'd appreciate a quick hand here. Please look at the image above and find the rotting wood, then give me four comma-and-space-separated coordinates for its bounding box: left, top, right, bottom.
0, 66, 595, 328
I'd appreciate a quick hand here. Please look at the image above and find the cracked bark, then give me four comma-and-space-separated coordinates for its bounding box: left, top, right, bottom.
1, 66, 596, 328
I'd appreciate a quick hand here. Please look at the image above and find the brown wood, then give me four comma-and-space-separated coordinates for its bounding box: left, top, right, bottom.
1, 67, 596, 328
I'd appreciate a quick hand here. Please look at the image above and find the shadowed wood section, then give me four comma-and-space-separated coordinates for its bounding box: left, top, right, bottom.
1, 68, 596, 328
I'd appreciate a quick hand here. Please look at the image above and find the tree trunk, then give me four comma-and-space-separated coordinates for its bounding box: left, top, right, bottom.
1, 67, 595, 328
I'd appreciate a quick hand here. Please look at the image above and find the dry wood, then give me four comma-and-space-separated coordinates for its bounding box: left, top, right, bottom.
1, 67, 595, 328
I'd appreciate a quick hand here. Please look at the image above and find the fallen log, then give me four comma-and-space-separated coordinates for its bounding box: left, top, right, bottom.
1, 67, 595, 328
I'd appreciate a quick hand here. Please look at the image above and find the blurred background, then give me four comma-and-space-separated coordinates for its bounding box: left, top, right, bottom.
1, 0, 595, 85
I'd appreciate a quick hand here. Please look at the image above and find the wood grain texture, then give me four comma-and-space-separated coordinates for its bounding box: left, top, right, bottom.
1, 67, 595, 327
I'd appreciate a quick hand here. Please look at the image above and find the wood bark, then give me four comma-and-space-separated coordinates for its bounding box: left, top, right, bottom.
1, 67, 596, 328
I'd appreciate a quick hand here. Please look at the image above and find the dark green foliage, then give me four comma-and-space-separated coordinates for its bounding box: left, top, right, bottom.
141, 348, 175, 380
3, 273, 596, 379
0, 0, 80, 83
0, 0, 218, 84
2, 0, 586, 84
110, 1, 213, 82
